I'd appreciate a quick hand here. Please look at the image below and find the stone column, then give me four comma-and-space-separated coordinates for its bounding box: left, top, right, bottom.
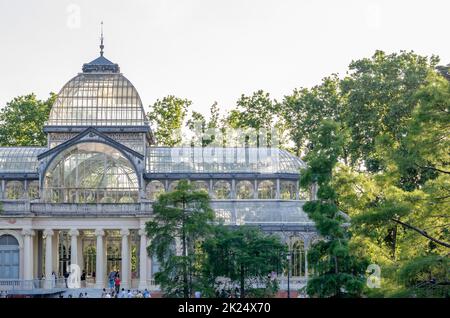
52, 230, 59, 275
254, 180, 258, 199
44, 229, 54, 289
22, 229, 35, 282
95, 229, 105, 288
138, 229, 148, 290
209, 179, 214, 197
69, 229, 79, 266
77, 234, 84, 272
304, 240, 309, 279
231, 179, 236, 199
276, 179, 280, 199
33, 232, 38, 278
120, 229, 130, 289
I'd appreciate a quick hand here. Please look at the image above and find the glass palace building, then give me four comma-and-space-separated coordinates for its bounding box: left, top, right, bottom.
0, 49, 317, 292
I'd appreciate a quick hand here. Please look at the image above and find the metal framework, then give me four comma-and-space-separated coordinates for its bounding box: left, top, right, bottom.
0, 44, 318, 293
43, 142, 139, 203
146, 147, 306, 174
47, 73, 146, 127
0, 147, 46, 173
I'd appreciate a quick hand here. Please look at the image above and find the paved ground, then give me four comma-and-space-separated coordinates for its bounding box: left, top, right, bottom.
5, 288, 299, 298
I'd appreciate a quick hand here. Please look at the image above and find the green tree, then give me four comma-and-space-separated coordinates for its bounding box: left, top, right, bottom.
340, 50, 439, 169
0, 93, 56, 146
201, 225, 286, 298
339, 70, 450, 297
145, 180, 214, 297
147, 96, 191, 146
186, 102, 224, 147
300, 120, 369, 298
226, 90, 283, 147
280, 75, 344, 157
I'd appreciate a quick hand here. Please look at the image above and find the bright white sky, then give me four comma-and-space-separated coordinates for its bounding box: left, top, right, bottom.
0, 0, 449, 117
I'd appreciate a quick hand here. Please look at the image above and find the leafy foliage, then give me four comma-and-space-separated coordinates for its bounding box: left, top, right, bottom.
226, 90, 285, 147
145, 180, 214, 297
201, 225, 286, 298
300, 121, 369, 298
147, 95, 191, 146
0, 93, 56, 146
186, 102, 226, 147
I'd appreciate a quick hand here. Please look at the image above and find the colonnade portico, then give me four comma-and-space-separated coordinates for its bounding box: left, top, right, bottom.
2, 218, 154, 290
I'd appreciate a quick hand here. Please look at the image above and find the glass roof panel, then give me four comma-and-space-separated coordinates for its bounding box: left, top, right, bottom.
0, 147, 46, 173
47, 73, 146, 126
147, 147, 306, 174
211, 200, 313, 225
43, 142, 139, 203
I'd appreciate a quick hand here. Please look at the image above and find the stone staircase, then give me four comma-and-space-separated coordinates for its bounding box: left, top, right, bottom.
61, 288, 105, 298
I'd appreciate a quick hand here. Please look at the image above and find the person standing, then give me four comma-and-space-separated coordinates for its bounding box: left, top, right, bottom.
114, 275, 121, 294
108, 271, 115, 290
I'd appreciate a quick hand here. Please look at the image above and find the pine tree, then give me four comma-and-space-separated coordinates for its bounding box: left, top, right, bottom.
300, 120, 369, 298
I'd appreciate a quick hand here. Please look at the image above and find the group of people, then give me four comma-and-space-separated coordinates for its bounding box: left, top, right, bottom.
107, 270, 122, 293
101, 287, 152, 298
58, 292, 89, 298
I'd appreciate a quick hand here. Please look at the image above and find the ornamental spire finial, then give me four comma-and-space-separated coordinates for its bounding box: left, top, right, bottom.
100, 21, 104, 56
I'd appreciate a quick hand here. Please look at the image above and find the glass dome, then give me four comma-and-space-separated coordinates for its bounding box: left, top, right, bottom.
47, 72, 147, 127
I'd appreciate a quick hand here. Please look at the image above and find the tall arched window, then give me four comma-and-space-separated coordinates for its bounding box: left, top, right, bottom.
291, 240, 305, 277
257, 180, 275, 199
236, 180, 254, 199
6, 181, 24, 200
146, 180, 165, 201
0, 234, 20, 279
280, 181, 297, 200
213, 180, 231, 199
44, 142, 139, 203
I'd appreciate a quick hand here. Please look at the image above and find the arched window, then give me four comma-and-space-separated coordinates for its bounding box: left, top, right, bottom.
236, 180, 254, 199
280, 181, 297, 200
6, 181, 24, 200
168, 181, 179, 192
28, 181, 39, 199
257, 180, 275, 199
146, 180, 165, 201
192, 180, 209, 193
44, 142, 139, 203
213, 180, 231, 199
291, 240, 305, 277
0, 234, 20, 279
